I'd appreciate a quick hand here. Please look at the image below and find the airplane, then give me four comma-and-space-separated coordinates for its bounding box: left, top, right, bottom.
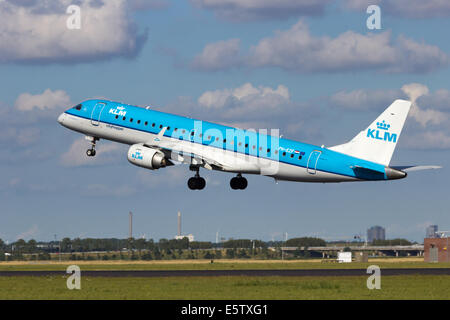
57, 99, 440, 190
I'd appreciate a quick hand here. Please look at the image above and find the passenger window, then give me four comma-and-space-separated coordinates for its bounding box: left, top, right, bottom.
167, 126, 171, 130
130, 118, 133, 122
115, 115, 118, 119
159, 124, 163, 129
299, 155, 302, 160
152, 123, 155, 127
290, 154, 294, 158
144, 121, 148, 126
137, 120, 141, 124
245, 144, 248, 148
267, 148, 271, 153
123, 117, 126, 121
282, 152, 286, 156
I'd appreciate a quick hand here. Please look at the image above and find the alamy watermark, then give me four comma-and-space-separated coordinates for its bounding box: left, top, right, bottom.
66, 5, 81, 30
366, 265, 381, 290
366, 5, 381, 30
66, 265, 81, 290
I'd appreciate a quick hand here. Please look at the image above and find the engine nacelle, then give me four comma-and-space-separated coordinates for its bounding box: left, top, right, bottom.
127, 144, 167, 170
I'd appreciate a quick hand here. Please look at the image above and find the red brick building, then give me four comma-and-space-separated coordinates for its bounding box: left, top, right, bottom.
424, 237, 450, 262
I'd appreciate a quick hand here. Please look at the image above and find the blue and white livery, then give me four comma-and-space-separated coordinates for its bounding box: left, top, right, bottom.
57, 99, 440, 190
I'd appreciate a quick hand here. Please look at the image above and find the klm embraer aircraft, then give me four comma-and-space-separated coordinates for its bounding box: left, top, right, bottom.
58, 99, 440, 190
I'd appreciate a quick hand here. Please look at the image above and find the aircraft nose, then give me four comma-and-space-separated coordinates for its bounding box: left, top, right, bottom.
57, 113, 66, 124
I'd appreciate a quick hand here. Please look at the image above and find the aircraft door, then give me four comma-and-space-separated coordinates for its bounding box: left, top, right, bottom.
307, 150, 322, 174
90, 102, 106, 126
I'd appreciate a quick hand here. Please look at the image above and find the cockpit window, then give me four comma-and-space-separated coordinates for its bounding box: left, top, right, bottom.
73, 104, 82, 110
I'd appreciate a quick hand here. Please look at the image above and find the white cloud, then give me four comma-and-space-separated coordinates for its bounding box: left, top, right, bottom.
330, 89, 403, 110
0, 0, 147, 64
327, 83, 450, 150
158, 83, 320, 140
192, 20, 448, 74
344, 0, 450, 19
403, 131, 450, 150
15, 89, 71, 112
198, 83, 290, 119
60, 138, 125, 167
401, 83, 448, 127
248, 21, 448, 73
191, 39, 241, 71
417, 89, 450, 111
191, 0, 332, 21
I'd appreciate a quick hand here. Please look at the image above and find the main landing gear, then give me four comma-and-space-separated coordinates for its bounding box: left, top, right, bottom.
86, 136, 99, 157
230, 174, 247, 190
188, 165, 206, 190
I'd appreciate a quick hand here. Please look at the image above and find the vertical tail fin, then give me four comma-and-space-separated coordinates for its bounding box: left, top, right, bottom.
329, 99, 411, 166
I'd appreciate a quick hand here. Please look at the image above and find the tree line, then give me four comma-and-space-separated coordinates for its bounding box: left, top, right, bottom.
0, 236, 414, 261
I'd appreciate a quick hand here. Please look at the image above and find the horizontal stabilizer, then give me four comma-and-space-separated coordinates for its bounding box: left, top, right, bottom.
350, 165, 384, 174
350, 165, 385, 180
391, 165, 442, 172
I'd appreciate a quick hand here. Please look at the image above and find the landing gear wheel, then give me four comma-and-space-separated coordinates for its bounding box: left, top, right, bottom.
230, 177, 240, 190
86, 149, 96, 157
188, 177, 206, 190
230, 175, 247, 190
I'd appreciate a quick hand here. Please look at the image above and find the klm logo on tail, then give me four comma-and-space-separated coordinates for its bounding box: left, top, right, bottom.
367, 120, 397, 143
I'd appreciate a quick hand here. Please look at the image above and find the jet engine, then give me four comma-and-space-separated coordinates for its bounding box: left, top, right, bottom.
127, 144, 167, 170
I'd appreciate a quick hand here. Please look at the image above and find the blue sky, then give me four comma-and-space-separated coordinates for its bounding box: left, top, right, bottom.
0, 0, 449, 243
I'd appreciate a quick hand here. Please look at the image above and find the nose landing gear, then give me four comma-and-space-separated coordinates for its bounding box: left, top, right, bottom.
230, 174, 247, 190
86, 136, 99, 157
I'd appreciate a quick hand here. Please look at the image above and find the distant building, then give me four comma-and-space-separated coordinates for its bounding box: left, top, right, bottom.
424, 237, 450, 262
367, 226, 385, 243
426, 225, 438, 238
174, 234, 194, 242
174, 211, 194, 242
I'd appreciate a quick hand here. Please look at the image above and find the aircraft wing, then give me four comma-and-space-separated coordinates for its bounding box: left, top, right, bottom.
143, 127, 231, 171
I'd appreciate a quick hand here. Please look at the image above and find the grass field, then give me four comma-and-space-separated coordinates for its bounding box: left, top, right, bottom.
0, 257, 448, 271
1, 258, 449, 299
0, 275, 449, 299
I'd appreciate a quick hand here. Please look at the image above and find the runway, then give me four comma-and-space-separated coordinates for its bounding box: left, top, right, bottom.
1, 268, 449, 277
